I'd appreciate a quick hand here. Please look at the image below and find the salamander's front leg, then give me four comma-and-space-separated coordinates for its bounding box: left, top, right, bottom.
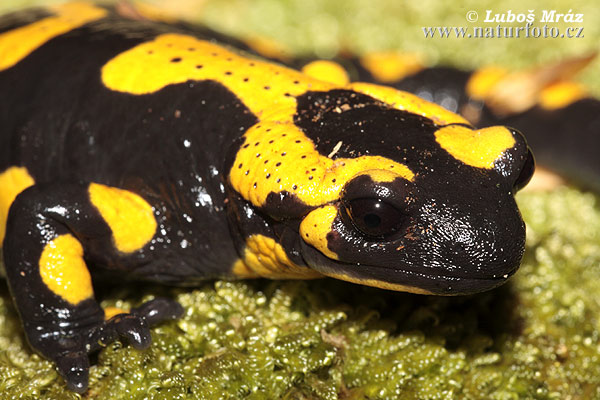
3, 183, 183, 393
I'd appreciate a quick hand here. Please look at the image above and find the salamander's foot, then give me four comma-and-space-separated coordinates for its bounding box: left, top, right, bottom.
43, 298, 184, 393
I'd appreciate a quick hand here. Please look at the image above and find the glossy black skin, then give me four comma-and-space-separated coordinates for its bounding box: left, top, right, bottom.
0, 6, 532, 393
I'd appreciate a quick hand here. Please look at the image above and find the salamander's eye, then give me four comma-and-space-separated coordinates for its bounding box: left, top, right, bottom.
343, 198, 404, 238
514, 149, 535, 191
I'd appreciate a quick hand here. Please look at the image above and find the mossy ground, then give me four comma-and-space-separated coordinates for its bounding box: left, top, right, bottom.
0, 0, 599, 399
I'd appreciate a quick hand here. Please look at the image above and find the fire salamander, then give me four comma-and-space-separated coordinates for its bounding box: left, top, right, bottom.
0, 2, 535, 393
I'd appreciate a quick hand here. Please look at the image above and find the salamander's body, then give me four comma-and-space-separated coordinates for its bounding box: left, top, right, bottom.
0, 3, 533, 392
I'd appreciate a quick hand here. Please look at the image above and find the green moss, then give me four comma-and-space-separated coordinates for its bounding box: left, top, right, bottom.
1, 0, 599, 398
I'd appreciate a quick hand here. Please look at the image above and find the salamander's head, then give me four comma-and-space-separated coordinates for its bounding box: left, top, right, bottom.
229, 88, 534, 295
295, 89, 534, 295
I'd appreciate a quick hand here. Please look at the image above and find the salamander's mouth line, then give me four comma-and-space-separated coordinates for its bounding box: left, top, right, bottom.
317, 258, 516, 282
300, 241, 518, 294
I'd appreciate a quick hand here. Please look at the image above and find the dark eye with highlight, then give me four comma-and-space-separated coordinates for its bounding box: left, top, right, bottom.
344, 198, 404, 238
514, 149, 535, 191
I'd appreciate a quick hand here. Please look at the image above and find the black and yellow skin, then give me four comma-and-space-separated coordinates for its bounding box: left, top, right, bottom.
0, 2, 533, 393
479, 98, 600, 188
324, 53, 599, 189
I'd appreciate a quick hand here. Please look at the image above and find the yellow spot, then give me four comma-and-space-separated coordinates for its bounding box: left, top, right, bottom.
322, 271, 434, 294
39, 234, 93, 305
0, 167, 34, 243
435, 125, 516, 169
301, 60, 350, 85
348, 82, 469, 126
88, 183, 156, 253
466, 66, 508, 100
538, 81, 586, 110
104, 306, 128, 320
244, 35, 291, 61
0, 2, 107, 71
299, 205, 339, 260
232, 234, 322, 279
229, 121, 414, 208
360, 51, 423, 83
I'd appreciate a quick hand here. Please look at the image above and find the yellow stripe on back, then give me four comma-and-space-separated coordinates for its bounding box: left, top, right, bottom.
88, 183, 157, 253
0, 2, 107, 71
101, 33, 467, 127
101, 33, 332, 122
0, 166, 34, 244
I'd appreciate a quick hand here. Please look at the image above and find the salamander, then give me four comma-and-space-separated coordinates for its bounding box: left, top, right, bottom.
0, 2, 534, 393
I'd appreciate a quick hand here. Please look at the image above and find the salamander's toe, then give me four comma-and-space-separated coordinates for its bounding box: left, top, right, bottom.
131, 297, 185, 325
109, 313, 152, 350
56, 351, 90, 394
